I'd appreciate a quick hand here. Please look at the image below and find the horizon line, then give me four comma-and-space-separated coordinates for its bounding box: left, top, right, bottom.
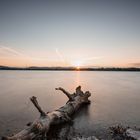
0, 65, 140, 72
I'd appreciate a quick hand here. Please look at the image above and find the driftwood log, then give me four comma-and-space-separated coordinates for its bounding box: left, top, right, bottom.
2, 86, 91, 140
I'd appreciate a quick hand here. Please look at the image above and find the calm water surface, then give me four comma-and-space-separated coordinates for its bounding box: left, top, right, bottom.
0, 71, 140, 139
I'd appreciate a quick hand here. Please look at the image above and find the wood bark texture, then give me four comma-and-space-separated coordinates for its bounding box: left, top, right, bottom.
2, 86, 91, 140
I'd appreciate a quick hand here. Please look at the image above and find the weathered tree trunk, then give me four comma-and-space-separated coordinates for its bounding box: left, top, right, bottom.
2, 86, 91, 140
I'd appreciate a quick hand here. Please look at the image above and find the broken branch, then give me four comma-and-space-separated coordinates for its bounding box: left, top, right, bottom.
30, 96, 46, 116
2, 86, 91, 140
55, 87, 73, 100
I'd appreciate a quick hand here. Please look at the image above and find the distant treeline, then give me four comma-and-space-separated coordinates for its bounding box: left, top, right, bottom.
0, 65, 140, 71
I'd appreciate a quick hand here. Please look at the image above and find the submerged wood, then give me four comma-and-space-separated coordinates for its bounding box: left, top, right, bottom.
2, 86, 91, 140
72, 136, 99, 140
110, 125, 140, 140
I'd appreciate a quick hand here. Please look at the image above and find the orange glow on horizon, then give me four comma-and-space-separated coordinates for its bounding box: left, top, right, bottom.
76, 66, 80, 70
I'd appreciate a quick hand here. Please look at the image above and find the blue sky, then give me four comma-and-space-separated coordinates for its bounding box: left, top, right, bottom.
0, 0, 140, 67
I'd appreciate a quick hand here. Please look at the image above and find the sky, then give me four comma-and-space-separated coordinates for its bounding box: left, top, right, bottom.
0, 0, 140, 67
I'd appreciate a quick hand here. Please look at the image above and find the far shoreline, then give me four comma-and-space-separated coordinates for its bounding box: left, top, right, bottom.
0, 66, 140, 71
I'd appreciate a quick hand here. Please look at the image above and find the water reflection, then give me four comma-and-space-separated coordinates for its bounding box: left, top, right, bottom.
75, 71, 80, 87
47, 104, 90, 139
0, 71, 140, 139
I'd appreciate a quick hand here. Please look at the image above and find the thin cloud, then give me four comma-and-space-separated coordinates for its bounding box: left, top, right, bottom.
55, 48, 102, 62
0, 45, 24, 57
81, 56, 102, 61
0, 45, 103, 66
129, 63, 140, 67
55, 48, 65, 62
0, 45, 49, 61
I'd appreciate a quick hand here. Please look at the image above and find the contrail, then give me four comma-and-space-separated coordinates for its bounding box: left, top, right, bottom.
0, 45, 49, 61
54, 48, 103, 66
55, 48, 66, 62
0, 45, 102, 66
0, 45, 24, 56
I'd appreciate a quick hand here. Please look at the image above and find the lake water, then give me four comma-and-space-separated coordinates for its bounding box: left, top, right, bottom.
0, 71, 140, 139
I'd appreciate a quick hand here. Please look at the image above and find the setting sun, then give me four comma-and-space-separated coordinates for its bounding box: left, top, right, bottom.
71, 60, 83, 69
76, 66, 80, 70
0, 0, 140, 139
